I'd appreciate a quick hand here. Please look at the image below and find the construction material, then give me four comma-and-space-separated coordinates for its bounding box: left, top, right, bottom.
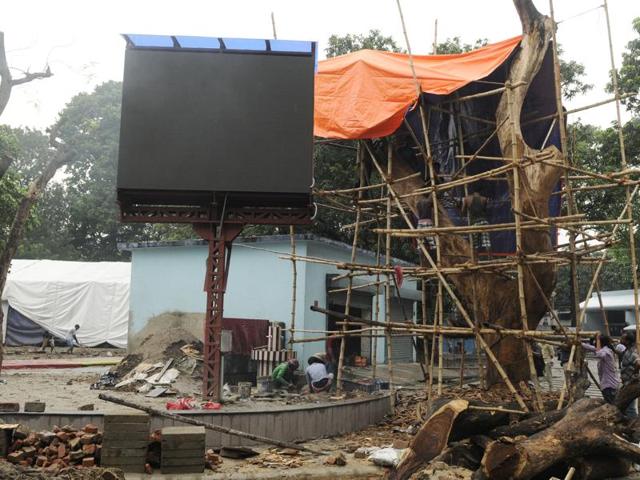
101, 412, 150, 473
98, 393, 326, 455
161, 426, 205, 474
3, 423, 103, 474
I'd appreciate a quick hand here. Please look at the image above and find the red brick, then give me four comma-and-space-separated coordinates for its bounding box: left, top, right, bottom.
82, 444, 96, 456
80, 433, 97, 445
7, 452, 23, 463
82, 457, 95, 467
83, 424, 99, 434
57, 444, 66, 459
36, 455, 47, 467
55, 432, 69, 442
22, 446, 37, 457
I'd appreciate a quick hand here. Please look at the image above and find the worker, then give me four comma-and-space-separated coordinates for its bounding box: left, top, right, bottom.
305, 354, 334, 393
415, 196, 436, 253
581, 333, 619, 404
271, 358, 299, 390
618, 332, 640, 417
39, 331, 55, 353
65, 324, 81, 354
540, 342, 556, 391
460, 189, 491, 257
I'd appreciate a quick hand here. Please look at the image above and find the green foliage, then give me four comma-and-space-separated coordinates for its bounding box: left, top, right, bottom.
325, 30, 403, 58
435, 37, 488, 54
609, 17, 640, 114
559, 57, 592, 100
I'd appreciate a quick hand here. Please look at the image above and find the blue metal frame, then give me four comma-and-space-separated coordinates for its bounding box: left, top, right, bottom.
122, 34, 315, 57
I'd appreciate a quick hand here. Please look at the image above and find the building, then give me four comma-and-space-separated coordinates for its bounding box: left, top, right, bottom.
580, 290, 640, 337
122, 234, 422, 366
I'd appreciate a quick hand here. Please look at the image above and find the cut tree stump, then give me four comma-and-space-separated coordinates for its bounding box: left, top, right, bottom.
389, 399, 469, 480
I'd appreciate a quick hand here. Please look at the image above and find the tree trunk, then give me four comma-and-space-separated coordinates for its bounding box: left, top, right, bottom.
388, 0, 562, 386
480, 398, 640, 480
0, 148, 70, 373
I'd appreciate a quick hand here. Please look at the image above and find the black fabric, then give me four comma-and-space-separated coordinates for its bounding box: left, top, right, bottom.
400, 46, 562, 255
5, 306, 48, 346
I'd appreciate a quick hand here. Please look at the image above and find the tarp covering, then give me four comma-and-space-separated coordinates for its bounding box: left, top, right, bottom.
2, 259, 130, 348
5, 306, 47, 346
314, 36, 522, 139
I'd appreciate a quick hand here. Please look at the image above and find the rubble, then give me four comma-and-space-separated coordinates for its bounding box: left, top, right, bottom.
324, 452, 347, 466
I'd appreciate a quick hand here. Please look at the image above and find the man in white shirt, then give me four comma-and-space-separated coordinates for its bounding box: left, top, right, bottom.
305, 355, 334, 393
65, 324, 81, 354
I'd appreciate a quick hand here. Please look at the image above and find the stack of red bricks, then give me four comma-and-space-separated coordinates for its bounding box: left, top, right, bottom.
5, 424, 102, 473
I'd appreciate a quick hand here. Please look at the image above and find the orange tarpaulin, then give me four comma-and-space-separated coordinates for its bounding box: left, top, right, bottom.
314, 36, 522, 140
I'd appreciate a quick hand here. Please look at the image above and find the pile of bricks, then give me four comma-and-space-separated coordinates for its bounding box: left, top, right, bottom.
5, 424, 102, 473
161, 426, 205, 474
101, 413, 150, 473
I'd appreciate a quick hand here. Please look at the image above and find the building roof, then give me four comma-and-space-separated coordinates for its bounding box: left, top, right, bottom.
580, 289, 639, 311
119, 234, 416, 267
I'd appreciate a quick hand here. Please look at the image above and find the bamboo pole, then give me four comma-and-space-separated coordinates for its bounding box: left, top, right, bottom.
603, 0, 640, 351
373, 225, 382, 381
313, 304, 596, 339
455, 103, 484, 388
549, 0, 583, 411
384, 141, 395, 408
288, 226, 297, 354
98, 394, 326, 455
507, 82, 544, 412
336, 144, 364, 394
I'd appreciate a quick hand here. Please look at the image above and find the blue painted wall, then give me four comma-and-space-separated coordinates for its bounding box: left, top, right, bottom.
128, 236, 419, 362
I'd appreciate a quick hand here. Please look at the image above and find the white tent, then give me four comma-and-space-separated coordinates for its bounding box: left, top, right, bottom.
1, 259, 130, 348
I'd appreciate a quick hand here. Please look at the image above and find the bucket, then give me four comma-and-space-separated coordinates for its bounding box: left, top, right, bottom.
238, 382, 252, 399
257, 376, 273, 394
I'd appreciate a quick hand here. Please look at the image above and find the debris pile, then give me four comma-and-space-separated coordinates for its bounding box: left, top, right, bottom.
4, 423, 105, 474
96, 325, 204, 397
249, 448, 306, 469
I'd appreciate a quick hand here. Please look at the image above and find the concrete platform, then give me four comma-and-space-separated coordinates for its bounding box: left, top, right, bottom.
1, 393, 392, 448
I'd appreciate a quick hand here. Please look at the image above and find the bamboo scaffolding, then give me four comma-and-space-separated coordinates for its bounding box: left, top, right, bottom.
297, 2, 639, 415
362, 141, 530, 412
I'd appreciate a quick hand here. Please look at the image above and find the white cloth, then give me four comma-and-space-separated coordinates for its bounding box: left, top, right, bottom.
2, 259, 130, 348
306, 362, 330, 383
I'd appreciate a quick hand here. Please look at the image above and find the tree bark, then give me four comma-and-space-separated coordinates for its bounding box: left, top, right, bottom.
480, 398, 640, 480
0, 147, 70, 373
388, 0, 562, 386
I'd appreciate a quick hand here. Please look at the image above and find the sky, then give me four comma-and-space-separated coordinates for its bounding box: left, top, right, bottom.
1, 0, 639, 131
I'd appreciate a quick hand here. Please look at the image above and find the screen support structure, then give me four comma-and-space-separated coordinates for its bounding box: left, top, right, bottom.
193, 222, 243, 399
120, 200, 312, 400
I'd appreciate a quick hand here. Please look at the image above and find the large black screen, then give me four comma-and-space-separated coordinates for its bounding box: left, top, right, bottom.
117, 39, 314, 204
